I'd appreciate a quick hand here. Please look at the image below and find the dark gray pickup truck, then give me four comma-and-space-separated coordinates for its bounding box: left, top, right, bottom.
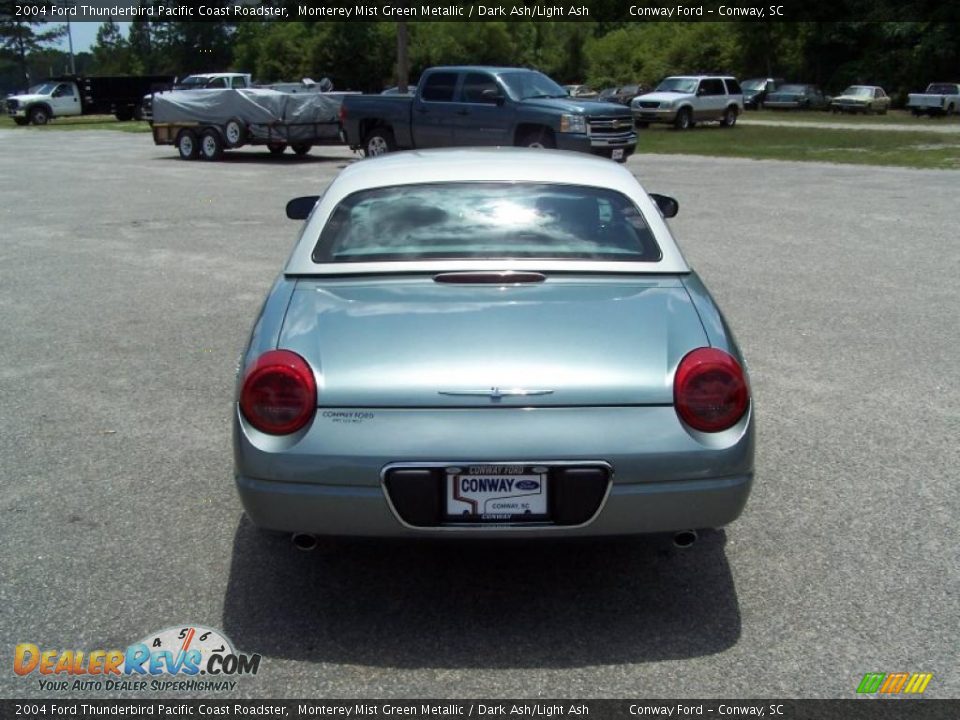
340, 66, 637, 162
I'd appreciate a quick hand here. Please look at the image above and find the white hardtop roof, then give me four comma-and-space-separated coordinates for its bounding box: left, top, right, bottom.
327, 147, 640, 196
284, 148, 690, 276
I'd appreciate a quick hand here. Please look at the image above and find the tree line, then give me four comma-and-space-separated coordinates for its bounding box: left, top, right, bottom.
2, 17, 959, 103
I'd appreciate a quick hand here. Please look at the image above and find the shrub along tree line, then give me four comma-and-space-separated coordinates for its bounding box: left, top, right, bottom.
2, 15, 958, 104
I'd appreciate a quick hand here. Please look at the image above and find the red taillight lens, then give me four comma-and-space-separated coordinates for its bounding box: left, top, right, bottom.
240, 350, 317, 435
674, 348, 749, 432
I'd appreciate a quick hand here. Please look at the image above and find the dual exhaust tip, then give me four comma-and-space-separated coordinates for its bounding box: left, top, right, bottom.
291, 530, 699, 550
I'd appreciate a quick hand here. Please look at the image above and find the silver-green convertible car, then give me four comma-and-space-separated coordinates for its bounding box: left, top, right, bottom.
234, 148, 753, 547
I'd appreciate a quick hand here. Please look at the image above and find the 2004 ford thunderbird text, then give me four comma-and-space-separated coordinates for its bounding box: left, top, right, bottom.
234, 148, 754, 539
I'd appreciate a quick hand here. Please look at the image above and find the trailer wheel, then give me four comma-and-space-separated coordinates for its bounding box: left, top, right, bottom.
13, 117, 29, 126
291, 143, 312, 156
29, 106, 50, 125
114, 109, 134, 122
224, 118, 246, 148
200, 129, 225, 161
176, 129, 200, 160
267, 143, 287, 155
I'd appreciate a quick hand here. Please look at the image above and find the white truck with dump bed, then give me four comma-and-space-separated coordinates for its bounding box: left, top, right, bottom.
7, 74, 173, 125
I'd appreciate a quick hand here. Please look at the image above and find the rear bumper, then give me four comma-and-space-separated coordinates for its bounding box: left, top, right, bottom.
236, 472, 752, 538
234, 404, 754, 538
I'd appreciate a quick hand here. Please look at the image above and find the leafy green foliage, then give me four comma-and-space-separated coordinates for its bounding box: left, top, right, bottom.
2, 14, 958, 102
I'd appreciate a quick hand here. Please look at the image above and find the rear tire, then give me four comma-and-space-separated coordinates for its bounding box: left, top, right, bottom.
673, 107, 692, 130
518, 128, 556, 149
176, 129, 200, 160
200, 128, 224, 161
363, 126, 396, 157
13, 117, 28, 126
267, 143, 287, 155
114, 109, 134, 122
224, 118, 246, 148
29, 106, 49, 125
721, 106, 738, 128
291, 143, 312, 156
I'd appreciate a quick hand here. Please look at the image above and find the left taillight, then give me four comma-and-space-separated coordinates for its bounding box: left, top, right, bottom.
239, 350, 317, 435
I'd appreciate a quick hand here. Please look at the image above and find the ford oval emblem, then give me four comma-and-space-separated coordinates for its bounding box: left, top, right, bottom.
516, 480, 540, 491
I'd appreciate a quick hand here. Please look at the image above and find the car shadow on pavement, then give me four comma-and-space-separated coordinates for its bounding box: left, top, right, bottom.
221, 516, 741, 668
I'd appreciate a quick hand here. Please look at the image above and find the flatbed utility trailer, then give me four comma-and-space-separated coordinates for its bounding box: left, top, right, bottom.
151, 88, 345, 160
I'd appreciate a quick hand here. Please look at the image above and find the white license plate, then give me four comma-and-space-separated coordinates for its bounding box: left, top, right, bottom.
612, 148, 625, 161
445, 465, 548, 521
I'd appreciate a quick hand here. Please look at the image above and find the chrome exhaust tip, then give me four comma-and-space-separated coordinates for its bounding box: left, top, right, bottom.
673, 530, 698, 549
291, 533, 318, 552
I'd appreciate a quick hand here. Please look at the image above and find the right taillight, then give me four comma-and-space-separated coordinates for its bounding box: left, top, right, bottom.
239, 350, 317, 435
674, 348, 749, 432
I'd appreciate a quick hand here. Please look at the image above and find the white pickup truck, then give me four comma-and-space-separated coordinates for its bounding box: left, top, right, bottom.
907, 83, 960, 116
141, 73, 253, 121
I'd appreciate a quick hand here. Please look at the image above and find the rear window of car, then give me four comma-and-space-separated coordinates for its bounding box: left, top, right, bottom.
311, 183, 662, 264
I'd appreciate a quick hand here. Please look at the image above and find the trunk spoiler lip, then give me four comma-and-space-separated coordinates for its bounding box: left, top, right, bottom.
284, 270, 692, 281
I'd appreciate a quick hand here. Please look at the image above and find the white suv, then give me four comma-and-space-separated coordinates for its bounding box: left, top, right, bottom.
631, 76, 744, 130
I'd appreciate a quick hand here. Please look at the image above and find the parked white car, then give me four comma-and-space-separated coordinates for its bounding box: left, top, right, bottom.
830, 86, 891, 114
631, 76, 744, 130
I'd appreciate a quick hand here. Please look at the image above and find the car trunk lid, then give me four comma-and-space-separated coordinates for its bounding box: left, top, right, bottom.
279, 275, 707, 407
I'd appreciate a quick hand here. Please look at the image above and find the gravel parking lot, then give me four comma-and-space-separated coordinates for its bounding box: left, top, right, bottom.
1, 131, 957, 699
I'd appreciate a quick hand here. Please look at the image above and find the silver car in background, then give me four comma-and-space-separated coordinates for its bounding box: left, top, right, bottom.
234, 149, 754, 542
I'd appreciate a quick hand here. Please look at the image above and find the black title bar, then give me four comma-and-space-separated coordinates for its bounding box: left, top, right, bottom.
3, 700, 957, 720
5, 1, 960, 23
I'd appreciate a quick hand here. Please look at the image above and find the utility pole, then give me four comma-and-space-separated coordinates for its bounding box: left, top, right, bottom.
397, 21, 409, 93
67, 19, 76, 75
